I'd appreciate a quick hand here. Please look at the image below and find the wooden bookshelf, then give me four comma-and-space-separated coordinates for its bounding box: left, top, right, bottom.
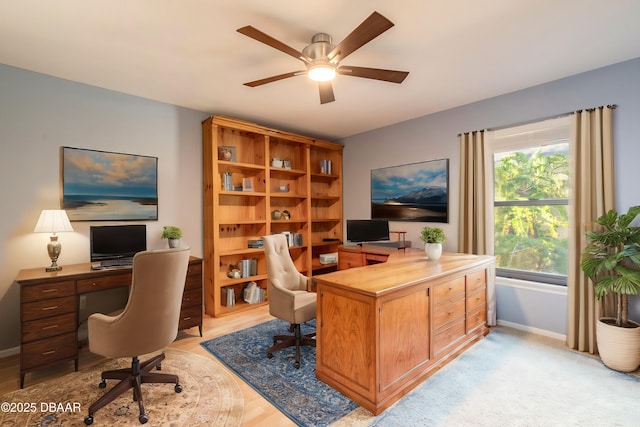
202, 116, 343, 317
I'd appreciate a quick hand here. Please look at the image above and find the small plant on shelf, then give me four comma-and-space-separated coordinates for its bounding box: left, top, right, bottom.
162, 226, 183, 248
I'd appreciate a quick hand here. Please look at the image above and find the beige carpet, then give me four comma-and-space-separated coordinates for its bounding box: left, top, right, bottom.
0, 348, 243, 426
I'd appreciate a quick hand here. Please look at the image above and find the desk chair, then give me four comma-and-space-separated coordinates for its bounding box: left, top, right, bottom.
262, 234, 316, 368
83, 247, 190, 425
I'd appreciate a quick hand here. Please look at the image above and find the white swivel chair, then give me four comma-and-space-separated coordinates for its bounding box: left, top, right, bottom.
262, 234, 316, 368
83, 247, 190, 425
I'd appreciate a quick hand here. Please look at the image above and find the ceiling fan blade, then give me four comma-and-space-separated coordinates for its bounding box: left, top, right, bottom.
338, 66, 409, 83
244, 71, 306, 87
319, 82, 335, 104
237, 26, 312, 63
328, 12, 394, 63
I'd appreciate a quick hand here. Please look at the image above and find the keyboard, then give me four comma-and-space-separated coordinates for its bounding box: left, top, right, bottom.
91, 258, 134, 270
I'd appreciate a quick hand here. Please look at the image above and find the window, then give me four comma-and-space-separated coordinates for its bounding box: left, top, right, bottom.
486, 116, 570, 285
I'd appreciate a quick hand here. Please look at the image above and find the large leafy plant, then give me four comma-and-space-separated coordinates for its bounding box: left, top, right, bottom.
580, 206, 640, 327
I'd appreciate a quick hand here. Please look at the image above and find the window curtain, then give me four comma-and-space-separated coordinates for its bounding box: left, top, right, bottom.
458, 130, 496, 325
566, 105, 616, 353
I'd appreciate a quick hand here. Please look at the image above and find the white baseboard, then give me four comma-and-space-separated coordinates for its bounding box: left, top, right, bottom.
0, 345, 20, 359
497, 319, 566, 342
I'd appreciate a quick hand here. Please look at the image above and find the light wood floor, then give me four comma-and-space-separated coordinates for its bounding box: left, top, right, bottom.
0, 306, 297, 427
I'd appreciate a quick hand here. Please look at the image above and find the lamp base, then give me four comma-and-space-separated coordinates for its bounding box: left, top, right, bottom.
46, 265, 62, 272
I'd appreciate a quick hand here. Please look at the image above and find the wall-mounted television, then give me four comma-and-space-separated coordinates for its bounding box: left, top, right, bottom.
346, 219, 390, 243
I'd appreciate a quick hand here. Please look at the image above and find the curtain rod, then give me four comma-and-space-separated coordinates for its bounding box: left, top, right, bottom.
457, 104, 617, 136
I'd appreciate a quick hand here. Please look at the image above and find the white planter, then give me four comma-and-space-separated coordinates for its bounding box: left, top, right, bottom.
596, 317, 640, 372
168, 238, 180, 248
424, 243, 442, 261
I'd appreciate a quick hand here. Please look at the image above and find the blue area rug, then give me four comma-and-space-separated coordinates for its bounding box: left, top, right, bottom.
200, 319, 357, 427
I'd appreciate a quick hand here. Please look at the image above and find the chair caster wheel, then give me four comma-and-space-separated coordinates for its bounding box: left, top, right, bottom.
175, 383, 183, 393
139, 413, 149, 424
267, 352, 273, 359
84, 415, 94, 425
156, 363, 162, 371
98, 380, 107, 388
294, 362, 300, 369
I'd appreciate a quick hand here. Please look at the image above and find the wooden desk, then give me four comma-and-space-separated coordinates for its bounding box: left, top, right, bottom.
16, 257, 202, 388
315, 250, 495, 415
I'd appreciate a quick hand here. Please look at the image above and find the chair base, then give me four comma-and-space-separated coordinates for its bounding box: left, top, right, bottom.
267, 323, 316, 368
84, 352, 182, 425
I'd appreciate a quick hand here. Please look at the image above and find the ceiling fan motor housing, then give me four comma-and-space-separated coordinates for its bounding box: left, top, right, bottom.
303, 33, 337, 66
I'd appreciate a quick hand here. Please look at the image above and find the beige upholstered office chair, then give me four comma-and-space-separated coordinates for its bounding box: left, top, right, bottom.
83, 247, 191, 425
262, 234, 316, 368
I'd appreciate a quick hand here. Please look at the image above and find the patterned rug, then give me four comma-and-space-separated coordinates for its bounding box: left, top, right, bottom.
0, 348, 243, 426
201, 319, 358, 427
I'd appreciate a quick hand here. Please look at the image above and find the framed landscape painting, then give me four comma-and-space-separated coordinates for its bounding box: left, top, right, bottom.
62, 147, 158, 221
371, 158, 448, 222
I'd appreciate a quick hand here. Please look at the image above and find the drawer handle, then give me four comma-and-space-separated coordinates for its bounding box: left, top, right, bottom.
183, 316, 192, 321
42, 325, 59, 330
42, 350, 57, 355
41, 288, 58, 293
42, 306, 58, 311
92, 282, 97, 286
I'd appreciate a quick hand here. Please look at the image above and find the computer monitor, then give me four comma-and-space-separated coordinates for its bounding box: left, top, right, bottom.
346, 219, 390, 244
90, 225, 147, 261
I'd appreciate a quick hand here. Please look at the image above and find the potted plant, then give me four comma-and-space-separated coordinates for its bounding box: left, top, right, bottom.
162, 226, 183, 248
420, 226, 446, 261
580, 205, 640, 372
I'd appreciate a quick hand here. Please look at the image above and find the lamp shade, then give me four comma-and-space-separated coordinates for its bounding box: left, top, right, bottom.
33, 210, 74, 233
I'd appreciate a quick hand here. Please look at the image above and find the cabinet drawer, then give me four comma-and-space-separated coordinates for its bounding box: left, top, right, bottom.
185, 262, 202, 290
466, 287, 486, 311
338, 251, 364, 270
467, 304, 487, 331
466, 269, 486, 293
22, 296, 75, 322
433, 277, 465, 305
21, 332, 77, 370
433, 319, 466, 355
182, 287, 202, 308
22, 312, 76, 343
21, 280, 75, 303
434, 298, 465, 329
77, 273, 131, 294
178, 305, 202, 330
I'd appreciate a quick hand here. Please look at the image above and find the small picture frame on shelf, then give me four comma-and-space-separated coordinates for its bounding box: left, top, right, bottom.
242, 177, 254, 192
283, 159, 291, 169
218, 146, 236, 162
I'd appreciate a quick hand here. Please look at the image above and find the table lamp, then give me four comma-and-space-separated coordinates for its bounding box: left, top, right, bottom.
33, 209, 74, 272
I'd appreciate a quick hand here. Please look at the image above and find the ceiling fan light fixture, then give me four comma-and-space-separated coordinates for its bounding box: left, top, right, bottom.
308, 63, 336, 82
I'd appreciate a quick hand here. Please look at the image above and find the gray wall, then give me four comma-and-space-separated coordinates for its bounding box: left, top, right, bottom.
0, 64, 209, 353
340, 57, 640, 338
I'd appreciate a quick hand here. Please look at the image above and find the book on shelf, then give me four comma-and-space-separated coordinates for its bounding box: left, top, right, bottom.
281, 231, 303, 247
221, 287, 235, 307
243, 281, 265, 304
239, 258, 257, 278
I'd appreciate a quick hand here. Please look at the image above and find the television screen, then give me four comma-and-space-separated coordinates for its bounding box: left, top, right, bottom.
90, 225, 147, 261
346, 219, 390, 243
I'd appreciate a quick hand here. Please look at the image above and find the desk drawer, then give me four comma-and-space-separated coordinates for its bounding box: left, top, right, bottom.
178, 305, 202, 330
182, 287, 202, 308
77, 273, 131, 294
433, 277, 465, 305
467, 269, 486, 293
338, 251, 364, 270
22, 280, 75, 303
185, 262, 202, 289
21, 332, 77, 370
434, 298, 465, 329
467, 287, 486, 311
433, 318, 466, 355
467, 304, 487, 332
22, 312, 76, 343
365, 253, 389, 263
22, 296, 75, 322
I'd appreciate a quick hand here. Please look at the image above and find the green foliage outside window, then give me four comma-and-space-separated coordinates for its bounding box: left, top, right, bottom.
493, 145, 569, 276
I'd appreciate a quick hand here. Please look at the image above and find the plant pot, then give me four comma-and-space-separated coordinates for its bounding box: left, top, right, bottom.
596, 317, 640, 372
168, 238, 180, 249
424, 243, 442, 261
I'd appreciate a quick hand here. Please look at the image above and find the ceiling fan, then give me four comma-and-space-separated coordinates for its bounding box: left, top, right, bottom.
237, 11, 409, 104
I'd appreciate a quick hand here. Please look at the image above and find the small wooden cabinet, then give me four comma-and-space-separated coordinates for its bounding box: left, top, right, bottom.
202, 116, 343, 317
16, 257, 202, 388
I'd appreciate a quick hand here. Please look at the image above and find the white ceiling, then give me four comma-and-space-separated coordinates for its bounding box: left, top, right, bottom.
1, 0, 640, 140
